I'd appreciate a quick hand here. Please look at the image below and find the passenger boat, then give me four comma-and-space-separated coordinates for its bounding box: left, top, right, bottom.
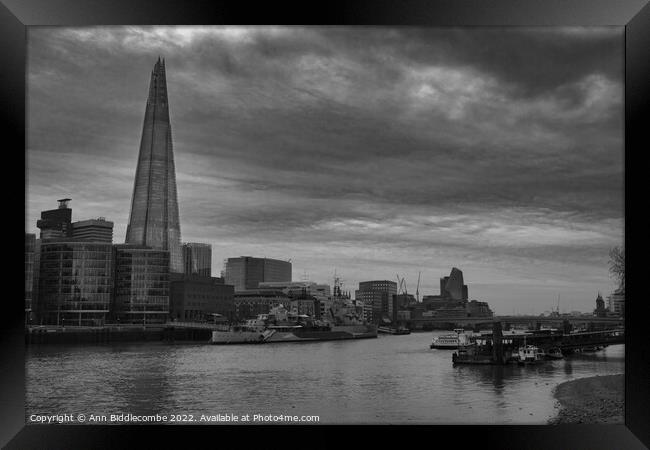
430, 329, 473, 349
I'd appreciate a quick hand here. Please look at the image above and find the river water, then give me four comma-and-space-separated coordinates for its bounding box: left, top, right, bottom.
26, 332, 624, 425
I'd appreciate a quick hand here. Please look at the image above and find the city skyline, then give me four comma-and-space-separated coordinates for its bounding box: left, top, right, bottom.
25, 26, 624, 314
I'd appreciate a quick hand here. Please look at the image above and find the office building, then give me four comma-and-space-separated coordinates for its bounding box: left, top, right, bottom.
223, 256, 292, 291
355, 280, 397, 325
71, 218, 114, 243
607, 288, 625, 317
37, 240, 113, 326
439, 267, 468, 301
258, 281, 330, 301
170, 273, 235, 322
36, 198, 72, 240
113, 244, 170, 324
183, 242, 212, 277
125, 58, 183, 273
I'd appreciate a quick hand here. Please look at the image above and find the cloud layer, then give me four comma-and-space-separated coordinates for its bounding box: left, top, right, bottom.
26, 26, 624, 314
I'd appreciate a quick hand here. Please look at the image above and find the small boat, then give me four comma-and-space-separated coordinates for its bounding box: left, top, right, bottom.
515, 345, 543, 365
545, 347, 564, 359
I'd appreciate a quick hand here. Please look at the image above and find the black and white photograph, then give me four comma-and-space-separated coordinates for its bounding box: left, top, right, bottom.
24, 26, 625, 426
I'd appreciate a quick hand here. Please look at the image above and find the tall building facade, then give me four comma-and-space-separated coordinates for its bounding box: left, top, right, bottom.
355, 280, 397, 325
113, 244, 170, 324
125, 58, 183, 273
223, 257, 292, 291
37, 240, 114, 326
183, 242, 211, 277
25, 233, 36, 324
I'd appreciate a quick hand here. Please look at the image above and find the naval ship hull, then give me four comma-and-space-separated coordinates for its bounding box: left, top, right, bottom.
264, 325, 377, 343
210, 325, 377, 344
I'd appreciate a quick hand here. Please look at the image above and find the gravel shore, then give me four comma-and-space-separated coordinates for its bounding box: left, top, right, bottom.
548, 374, 624, 424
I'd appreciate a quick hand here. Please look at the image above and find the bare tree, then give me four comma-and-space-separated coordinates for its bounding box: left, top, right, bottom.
608, 246, 625, 290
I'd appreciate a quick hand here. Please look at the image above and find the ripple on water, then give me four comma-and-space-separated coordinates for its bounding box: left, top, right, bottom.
26, 336, 624, 424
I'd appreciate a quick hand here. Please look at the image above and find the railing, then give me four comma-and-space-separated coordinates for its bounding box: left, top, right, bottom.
164, 321, 225, 330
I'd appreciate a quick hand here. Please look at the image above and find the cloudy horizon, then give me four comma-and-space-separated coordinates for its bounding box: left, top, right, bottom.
25, 26, 624, 315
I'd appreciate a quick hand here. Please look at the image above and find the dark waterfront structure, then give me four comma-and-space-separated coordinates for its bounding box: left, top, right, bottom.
25, 233, 36, 324
125, 58, 183, 273
355, 280, 398, 325
170, 273, 235, 322
113, 244, 170, 324
183, 242, 211, 277
71, 218, 113, 243
37, 240, 114, 326
408, 268, 493, 325
223, 256, 292, 291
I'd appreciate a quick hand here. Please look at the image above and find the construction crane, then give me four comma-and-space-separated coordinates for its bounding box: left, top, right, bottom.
396, 274, 408, 296
416, 271, 421, 302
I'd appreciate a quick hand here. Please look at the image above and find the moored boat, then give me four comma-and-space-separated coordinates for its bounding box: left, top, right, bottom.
210, 303, 377, 344
430, 329, 474, 349
514, 345, 543, 365
545, 347, 564, 359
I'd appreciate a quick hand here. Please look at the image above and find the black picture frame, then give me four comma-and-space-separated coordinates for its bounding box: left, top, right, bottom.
3, 0, 648, 448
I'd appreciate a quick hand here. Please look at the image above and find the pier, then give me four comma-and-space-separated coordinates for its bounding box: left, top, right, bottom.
450, 321, 624, 365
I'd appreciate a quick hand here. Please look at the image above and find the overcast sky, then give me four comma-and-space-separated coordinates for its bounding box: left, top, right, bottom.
25, 26, 624, 315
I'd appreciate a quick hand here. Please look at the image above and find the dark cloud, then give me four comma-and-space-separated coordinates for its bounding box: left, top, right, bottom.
26, 26, 624, 313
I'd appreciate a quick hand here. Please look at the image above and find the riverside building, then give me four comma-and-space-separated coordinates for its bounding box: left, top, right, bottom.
112, 244, 170, 324
37, 239, 114, 326
355, 280, 398, 325
170, 273, 235, 322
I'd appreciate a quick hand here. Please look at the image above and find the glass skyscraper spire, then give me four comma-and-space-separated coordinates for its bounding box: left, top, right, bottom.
125, 57, 183, 273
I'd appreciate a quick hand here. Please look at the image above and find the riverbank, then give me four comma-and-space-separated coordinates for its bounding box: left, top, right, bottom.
549, 374, 624, 424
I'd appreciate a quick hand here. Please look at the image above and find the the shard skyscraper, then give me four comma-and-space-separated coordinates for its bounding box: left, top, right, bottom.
125, 57, 183, 273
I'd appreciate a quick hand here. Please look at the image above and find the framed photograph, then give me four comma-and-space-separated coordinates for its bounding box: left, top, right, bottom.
4, 0, 649, 448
